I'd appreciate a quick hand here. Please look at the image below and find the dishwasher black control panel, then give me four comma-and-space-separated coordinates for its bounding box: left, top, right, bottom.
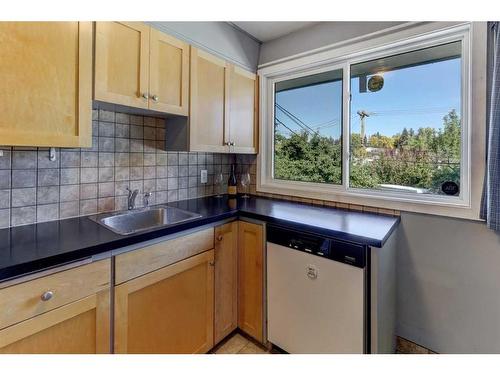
267, 224, 366, 268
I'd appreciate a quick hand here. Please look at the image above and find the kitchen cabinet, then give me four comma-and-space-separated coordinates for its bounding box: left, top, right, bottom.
0, 260, 111, 354
188, 48, 258, 154
189, 47, 230, 153
149, 28, 190, 115
115, 227, 214, 284
114, 250, 215, 354
94, 22, 189, 116
0, 22, 92, 147
214, 222, 238, 344
228, 66, 258, 154
237, 221, 265, 343
94, 22, 150, 109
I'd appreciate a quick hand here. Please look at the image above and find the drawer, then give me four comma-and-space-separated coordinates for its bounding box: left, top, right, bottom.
0, 259, 110, 330
115, 227, 214, 284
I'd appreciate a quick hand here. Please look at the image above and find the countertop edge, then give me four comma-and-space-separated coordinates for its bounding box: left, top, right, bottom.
0, 198, 400, 282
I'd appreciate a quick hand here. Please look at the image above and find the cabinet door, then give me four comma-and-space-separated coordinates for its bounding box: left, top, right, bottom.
94, 22, 150, 109
238, 221, 264, 343
190, 47, 230, 153
0, 22, 92, 147
214, 222, 238, 344
149, 29, 190, 115
228, 66, 258, 154
115, 250, 215, 354
0, 290, 110, 354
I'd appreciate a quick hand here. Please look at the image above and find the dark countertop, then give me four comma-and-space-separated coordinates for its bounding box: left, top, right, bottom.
0, 195, 399, 282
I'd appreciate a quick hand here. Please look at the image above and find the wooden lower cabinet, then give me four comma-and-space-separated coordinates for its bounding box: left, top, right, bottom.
114, 250, 215, 354
237, 221, 265, 343
214, 222, 238, 344
0, 260, 111, 354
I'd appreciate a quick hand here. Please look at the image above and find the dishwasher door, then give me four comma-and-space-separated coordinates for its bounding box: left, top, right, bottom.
267, 242, 365, 353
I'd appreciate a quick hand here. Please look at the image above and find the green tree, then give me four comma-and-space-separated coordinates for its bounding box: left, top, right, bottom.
274, 109, 461, 195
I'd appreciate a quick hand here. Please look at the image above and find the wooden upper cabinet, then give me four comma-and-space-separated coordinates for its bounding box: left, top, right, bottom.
190, 47, 230, 153
149, 29, 189, 115
237, 221, 265, 343
228, 66, 258, 154
94, 22, 150, 109
0, 22, 92, 147
0, 260, 111, 354
94, 22, 190, 116
214, 222, 238, 345
114, 250, 215, 354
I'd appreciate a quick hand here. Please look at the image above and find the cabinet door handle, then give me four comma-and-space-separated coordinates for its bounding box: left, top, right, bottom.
217, 235, 223, 241
152, 95, 159, 102
40, 291, 54, 302
141, 92, 149, 99
209, 261, 215, 267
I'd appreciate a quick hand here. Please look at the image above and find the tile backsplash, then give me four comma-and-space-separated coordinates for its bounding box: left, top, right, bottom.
0, 109, 234, 228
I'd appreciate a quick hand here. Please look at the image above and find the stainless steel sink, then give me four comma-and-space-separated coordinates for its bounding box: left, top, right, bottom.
90, 206, 202, 235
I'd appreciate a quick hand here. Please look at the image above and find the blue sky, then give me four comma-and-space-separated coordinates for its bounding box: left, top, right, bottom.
275, 57, 461, 138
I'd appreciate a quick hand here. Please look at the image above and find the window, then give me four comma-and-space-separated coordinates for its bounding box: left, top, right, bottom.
274, 69, 343, 184
259, 23, 478, 216
349, 42, 462, 196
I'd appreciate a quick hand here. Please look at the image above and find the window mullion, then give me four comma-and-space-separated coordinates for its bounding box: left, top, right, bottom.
342, 62, 351, 192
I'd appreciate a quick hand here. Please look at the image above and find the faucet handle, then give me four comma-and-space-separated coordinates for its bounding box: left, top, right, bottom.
143, 191, 151, 208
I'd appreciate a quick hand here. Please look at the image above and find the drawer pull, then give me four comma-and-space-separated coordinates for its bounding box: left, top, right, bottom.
40, 291, 54, 302
217, 235, 223, 241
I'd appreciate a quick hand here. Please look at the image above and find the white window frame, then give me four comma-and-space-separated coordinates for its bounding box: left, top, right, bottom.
257, 22, 486, 219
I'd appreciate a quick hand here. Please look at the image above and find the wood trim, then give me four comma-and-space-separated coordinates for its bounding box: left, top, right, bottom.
77, 21, 93, 147
224, 59, 231, 149
233, 65, 257, 80
95, 289, 111, 354
196, 48, 227, 66
115, 227, 214, 284
214, 222, 238, 344
94, 22, 150, 109
0, 291, 110, 353
114, 250, 215, 353
149, 29, 190, 115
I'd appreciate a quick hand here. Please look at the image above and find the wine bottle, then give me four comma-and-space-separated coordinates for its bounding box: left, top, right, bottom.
228, 164, 237, 197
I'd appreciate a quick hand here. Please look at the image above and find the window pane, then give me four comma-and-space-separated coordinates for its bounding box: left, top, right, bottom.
274, 69, 343, 184
349, 41, 462, 196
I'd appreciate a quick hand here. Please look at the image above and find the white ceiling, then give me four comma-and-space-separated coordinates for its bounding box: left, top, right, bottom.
231, 22, 319, 43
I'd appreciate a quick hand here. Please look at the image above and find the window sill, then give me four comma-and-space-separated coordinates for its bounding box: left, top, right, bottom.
257, 179, 480, 220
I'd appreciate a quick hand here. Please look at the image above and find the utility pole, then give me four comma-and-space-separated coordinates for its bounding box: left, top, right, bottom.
357, 110, 370, 146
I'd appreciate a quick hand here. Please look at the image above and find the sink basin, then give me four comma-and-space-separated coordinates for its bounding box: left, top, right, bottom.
90, 206, 202, 235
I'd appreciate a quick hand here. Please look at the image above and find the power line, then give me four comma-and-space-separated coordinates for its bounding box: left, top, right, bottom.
275, 118, 299, 136
275, 103, 317, 134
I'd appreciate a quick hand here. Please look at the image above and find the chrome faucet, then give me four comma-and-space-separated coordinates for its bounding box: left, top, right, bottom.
143, 192, 151, 208
126, 188, 139, 210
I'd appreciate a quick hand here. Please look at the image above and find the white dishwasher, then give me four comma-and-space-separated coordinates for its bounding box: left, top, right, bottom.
267, 224, 367, 354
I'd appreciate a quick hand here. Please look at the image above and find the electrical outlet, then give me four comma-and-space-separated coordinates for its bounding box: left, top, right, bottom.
200, 169, 208, 184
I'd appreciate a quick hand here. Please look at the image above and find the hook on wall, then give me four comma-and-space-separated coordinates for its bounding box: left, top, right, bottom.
49, 147, 56, 161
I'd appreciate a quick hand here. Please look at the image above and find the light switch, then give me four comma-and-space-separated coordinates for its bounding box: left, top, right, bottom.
200, 169, 208, 184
